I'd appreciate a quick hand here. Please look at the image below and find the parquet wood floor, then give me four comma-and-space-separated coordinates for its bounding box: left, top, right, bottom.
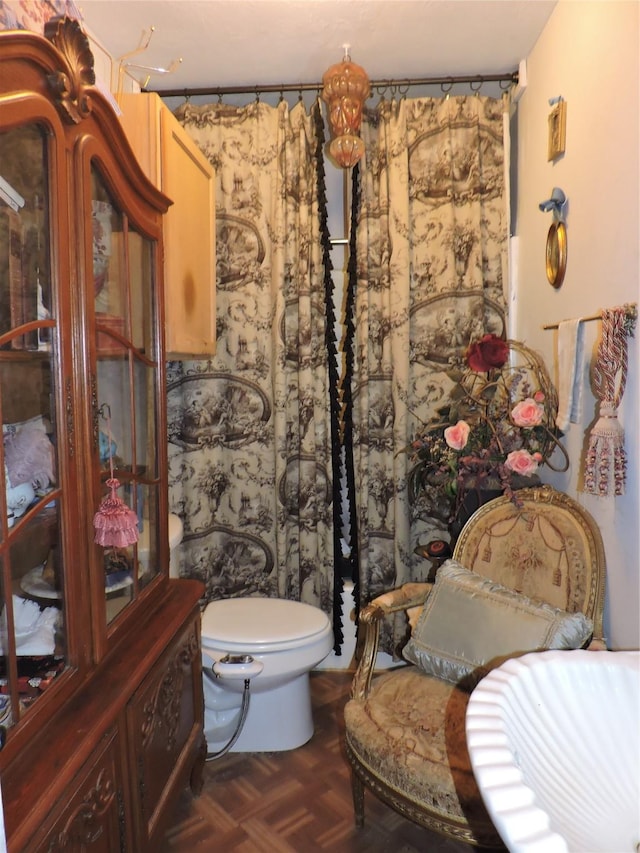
161, 670, 477, 853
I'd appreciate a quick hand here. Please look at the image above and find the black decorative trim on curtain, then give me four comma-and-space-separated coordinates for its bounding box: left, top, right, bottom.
342, 164, 360, 618
313, 102, 344, 654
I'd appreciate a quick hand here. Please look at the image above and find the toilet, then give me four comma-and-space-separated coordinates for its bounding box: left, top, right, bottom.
200, 597, 333, 752
137, 513, 184, 578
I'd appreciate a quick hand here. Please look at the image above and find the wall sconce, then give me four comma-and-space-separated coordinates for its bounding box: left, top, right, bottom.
321, 45, 370, 169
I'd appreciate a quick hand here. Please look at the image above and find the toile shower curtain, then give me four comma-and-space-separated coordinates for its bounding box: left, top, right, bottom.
166, 99, 338, 630
348, 95, 509, 652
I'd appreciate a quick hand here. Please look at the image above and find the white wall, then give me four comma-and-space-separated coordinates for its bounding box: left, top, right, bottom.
514, 1, 639, 649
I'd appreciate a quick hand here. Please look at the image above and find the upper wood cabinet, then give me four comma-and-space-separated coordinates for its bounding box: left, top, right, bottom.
117, 93, 217, 358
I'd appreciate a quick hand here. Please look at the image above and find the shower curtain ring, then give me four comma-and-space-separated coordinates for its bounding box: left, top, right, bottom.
470, 76, 483, 94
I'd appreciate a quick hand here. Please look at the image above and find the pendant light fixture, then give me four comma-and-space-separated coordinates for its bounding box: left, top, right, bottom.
321, 44, 370, 168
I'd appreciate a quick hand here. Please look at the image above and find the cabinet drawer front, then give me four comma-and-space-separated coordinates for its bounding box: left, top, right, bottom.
24, 728, 125, 853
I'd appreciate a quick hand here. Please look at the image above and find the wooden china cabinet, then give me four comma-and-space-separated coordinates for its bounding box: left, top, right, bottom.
0, 19, 205, 852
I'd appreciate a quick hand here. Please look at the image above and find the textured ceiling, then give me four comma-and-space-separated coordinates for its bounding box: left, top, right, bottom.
80, 0, 557, 94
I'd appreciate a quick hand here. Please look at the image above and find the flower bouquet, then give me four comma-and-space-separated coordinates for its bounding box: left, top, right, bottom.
407, 334, 567, 533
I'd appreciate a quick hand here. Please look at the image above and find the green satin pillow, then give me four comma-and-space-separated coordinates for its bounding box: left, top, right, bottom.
402, 559, 593, 688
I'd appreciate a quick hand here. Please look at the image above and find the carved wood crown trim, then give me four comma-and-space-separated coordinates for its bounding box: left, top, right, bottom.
44, 16, 95, 124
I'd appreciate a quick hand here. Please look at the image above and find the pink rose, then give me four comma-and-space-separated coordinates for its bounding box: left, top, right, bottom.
444, 420, 470, 451
533, 390, 545, 403
505, 449, 540, 476
511, 398, 544, 427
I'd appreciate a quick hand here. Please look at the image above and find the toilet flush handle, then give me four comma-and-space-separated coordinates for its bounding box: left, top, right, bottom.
212, 654, 264, 681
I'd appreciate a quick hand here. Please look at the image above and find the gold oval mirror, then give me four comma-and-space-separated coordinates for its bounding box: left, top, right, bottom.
545, 221, 567, 289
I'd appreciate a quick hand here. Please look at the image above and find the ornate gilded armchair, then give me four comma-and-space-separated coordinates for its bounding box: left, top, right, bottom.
344, 486, 606, 847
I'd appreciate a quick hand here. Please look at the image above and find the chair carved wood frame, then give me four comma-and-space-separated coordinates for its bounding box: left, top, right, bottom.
344, 486, 606, 848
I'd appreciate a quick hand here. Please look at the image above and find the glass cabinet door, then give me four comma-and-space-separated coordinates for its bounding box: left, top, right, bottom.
0, 123, 66, 730
90, 168, 161, 627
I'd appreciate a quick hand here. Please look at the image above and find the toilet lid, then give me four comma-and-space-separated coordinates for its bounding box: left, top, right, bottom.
201, 597, 331, 651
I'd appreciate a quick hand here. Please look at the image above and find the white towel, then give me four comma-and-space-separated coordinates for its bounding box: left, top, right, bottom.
556, 319, 585, 431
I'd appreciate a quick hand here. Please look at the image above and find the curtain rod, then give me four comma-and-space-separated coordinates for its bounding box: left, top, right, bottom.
543, 303, 637, 330
151, 71, 518, 100
543, 312, 607, 330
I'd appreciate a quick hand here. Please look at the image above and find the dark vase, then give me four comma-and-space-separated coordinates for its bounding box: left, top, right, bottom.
449, 474, 540, 546
449, 487, 503, 544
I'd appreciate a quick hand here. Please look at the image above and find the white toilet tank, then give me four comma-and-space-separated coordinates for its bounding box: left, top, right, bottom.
137, 513, 183, 578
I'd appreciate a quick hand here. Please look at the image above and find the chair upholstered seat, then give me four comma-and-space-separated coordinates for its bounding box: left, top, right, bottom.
344, 486, 606, 848
345, 668, 501, 845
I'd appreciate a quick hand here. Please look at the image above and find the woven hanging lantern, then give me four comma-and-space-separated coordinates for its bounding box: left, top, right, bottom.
321, 46, 370, 168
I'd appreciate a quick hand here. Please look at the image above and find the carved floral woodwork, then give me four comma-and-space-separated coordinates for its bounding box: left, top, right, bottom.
46, 769, 116, 851
141, 629, 200, 750
43, 16, 95, 124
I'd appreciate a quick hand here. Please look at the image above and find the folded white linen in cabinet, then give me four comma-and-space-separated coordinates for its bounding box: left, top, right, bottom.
0, 596, 58, 656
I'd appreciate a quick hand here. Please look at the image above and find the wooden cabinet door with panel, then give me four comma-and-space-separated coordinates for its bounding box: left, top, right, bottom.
118, 93, 217, 358
23, 727, 127, 853
127, 611, 204, 851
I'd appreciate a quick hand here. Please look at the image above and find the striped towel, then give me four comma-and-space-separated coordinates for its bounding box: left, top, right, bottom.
556, 318, 585, 431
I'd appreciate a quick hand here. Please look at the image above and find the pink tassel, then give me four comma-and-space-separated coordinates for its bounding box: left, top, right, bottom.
584, 402, 627, 496
584, 306, 635, 497
94, 404, 139, 548
93, 477, 139, 547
